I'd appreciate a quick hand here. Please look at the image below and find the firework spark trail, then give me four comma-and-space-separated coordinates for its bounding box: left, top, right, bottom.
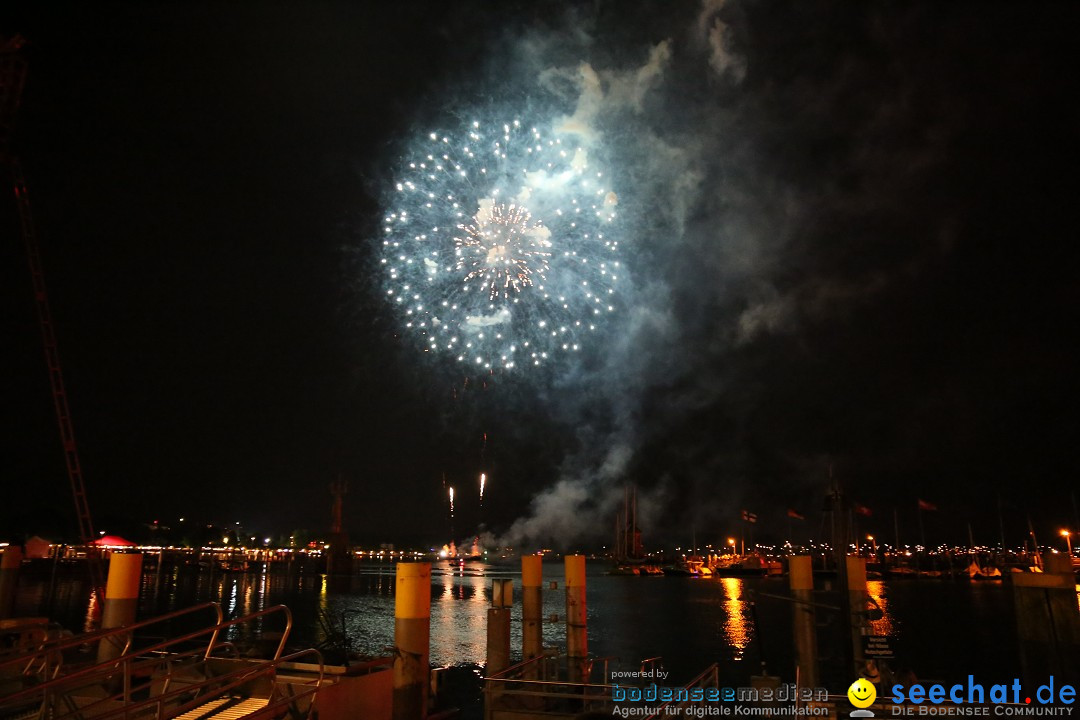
449, 486, 455, 517
479, 472, 486, 504
381, 118, 621, 371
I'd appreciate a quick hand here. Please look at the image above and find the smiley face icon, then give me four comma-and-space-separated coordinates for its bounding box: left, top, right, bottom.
848, 678, 877, 708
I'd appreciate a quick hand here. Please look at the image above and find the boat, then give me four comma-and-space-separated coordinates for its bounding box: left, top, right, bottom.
966, 561, 1002, 580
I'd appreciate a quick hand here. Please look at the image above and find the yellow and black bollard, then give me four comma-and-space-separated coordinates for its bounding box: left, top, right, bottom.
564, 554, 588, 683
393, 562, 431, 720
97, 552, 143, 663
521, 555, 543, 663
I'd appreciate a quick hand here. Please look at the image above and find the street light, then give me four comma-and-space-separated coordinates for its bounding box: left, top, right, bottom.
867, 534, 878, 557
1062, 530, 1073, 557
727, 538, 736, 555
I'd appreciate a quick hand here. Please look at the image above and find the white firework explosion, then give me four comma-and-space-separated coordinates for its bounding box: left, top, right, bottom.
381, 117, 620, 370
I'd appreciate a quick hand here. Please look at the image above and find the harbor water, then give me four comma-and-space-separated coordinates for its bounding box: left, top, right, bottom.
14, 558, 1025, 690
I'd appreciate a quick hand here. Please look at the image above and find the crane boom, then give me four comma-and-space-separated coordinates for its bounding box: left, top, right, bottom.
13, 162, 98, 549
3, 35, 104, 597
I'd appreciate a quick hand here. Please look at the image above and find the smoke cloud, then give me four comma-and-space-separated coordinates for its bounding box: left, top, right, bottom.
384, 0, 1067, 549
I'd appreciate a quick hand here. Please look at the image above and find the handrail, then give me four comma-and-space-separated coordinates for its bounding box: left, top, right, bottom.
243, 649, 325, 720
486, 654, 545, 680
639, 656, 663, 673
642, 663, 719, 720
1, 604, 291, 705
48, 648, 325, 720
484, 676, 617, 690
38, 643, 247, 720
0, 601, 223, 673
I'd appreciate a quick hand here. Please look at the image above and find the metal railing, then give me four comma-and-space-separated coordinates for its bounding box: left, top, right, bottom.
0, 604, 293, 719
484, 653, 629, 720
46, 647, 324, 720
484, 675, 615, 720
642, 663, 718, 719
0, 602, 222, 687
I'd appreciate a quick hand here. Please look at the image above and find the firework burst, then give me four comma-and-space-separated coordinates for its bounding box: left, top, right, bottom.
381, 117, 621, 371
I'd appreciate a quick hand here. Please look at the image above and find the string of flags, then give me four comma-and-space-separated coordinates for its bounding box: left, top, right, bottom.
740, 498, 938, 524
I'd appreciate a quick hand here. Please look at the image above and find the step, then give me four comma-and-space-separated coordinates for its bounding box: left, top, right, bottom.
173, 696, 269, 720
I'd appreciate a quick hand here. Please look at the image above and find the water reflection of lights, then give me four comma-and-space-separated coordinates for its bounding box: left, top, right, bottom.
866, 580, 895, 636
226, 579, 238, 617
258, 572, 268, 612
720, 578, 751, 660
442, 573, 455, 600
83, 588, 100, 634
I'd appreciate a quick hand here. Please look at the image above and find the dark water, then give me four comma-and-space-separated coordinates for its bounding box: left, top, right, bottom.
13, 559, 1038, 691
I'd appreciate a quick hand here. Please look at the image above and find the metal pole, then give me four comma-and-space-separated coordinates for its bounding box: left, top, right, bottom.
393, 562, 431, 720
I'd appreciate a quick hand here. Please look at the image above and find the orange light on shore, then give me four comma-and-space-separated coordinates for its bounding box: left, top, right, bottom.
1062, 530, 1073, 556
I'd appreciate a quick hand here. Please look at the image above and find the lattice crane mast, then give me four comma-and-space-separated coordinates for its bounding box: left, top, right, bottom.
1, 34, 104, 596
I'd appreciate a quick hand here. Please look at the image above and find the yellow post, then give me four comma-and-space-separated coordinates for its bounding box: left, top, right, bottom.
393, 562, 431, 720
564, 555, 588, 682
97, 552, 143, 663
846, 555, 868, 675
788, 555, 818, 688
487, 579, 513, 675
521, 555, 543, 662
0, 546, 23, 620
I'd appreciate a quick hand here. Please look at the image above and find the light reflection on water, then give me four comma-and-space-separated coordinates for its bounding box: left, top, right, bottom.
20, 558, 1028, 687
866, 580, 895, 637
720, 578, 750, 660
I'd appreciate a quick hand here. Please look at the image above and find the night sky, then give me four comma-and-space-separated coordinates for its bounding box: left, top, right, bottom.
2, 2, 1077, 551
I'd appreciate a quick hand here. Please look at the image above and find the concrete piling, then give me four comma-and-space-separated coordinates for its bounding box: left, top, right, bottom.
788, 555, 818, 688
393, 562, 431, 720
97, 552, 143, 663
0, 546, 23, 620
564, 554, 588, 683
486, 578, 513, 675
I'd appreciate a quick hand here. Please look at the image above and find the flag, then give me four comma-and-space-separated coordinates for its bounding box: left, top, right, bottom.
741, 510, 757, 523
854, 503, 873, 517
918, 499, 938, 512
787, 509, 805, 520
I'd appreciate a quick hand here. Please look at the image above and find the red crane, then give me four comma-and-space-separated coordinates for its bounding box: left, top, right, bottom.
2, 35, 104, 597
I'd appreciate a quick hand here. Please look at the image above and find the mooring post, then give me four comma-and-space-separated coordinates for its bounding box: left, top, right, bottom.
521, 555, 543, 668
846, 555, 869, 676
487, 578, 513, 675
393, 562, 431, 720
97, 552, 143, 663
564, 554, 588, 683
1013, 552, 1080, 688
788, 555, 818, 688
